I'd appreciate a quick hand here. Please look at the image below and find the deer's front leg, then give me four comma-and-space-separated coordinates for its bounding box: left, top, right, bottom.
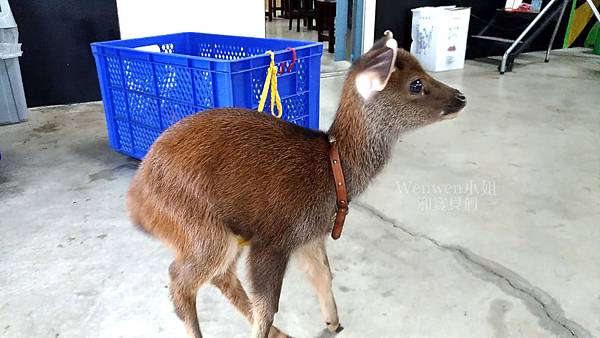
296, 238, 342, 333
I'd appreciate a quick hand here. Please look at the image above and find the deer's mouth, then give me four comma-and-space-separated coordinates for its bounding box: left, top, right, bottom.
440, 105, 464, 119
440, 110, 460, 120
441, 92, 466, 120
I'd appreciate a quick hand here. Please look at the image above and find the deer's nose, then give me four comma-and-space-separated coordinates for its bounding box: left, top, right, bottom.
455, 91, 466, 103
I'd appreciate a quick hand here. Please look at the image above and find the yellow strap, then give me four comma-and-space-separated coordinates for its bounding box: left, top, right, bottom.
237, 237, 250, 247
257, 51, 283, 118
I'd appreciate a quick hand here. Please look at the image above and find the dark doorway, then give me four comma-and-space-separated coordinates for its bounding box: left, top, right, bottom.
10, 1, 120, 107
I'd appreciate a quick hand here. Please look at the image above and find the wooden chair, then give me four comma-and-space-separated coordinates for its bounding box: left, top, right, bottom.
288, 0, 316, 32
266, 0, 283, 22
266, 0, 273, 22
315, 0, 336, 53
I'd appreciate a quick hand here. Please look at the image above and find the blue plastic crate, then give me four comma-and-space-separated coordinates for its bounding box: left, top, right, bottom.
91, 32, 323, 159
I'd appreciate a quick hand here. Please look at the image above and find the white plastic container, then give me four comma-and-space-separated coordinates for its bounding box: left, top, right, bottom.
505, 0, 524, 10
410, 6, 471, 72
0, 0, 17, 29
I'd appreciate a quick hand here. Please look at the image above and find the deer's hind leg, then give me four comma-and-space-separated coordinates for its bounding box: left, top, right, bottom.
169, 258, 206, 338
246, 244, 291, 338
211, 251, 253, 322
168, 223, 239, 338
212, 251, 292, 338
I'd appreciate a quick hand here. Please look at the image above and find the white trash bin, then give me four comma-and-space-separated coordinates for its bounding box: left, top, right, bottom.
0, 0, 27, 125
410, 6, 471, 72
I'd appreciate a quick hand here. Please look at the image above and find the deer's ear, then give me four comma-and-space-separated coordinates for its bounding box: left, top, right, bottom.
355, 34, 398, 100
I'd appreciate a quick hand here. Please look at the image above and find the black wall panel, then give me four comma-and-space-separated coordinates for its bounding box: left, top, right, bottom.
11, 1, 120, 107
374, 0, 569, 59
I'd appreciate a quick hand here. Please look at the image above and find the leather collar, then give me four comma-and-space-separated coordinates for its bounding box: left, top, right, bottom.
328, 137, 349, 240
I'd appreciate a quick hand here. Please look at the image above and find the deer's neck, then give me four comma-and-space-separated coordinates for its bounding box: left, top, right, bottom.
328, 91, 397, 200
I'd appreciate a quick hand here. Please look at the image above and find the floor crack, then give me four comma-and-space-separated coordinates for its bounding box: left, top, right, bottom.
354, 201, 592, 338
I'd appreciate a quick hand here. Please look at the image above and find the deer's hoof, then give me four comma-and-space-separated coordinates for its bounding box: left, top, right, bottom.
326, 322, 344, 334
269, 325, 292, 338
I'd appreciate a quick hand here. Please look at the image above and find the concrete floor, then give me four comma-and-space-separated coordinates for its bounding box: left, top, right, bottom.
1, 49, 599, 338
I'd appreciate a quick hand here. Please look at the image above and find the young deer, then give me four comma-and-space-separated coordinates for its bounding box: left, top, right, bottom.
127, 32, 466, 338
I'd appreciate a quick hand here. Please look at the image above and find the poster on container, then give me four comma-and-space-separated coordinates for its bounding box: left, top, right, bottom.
410, 6, 471, 72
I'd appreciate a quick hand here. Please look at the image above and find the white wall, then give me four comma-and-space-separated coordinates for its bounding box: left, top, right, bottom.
116, 0, 265, 39
362, 0, 377, 52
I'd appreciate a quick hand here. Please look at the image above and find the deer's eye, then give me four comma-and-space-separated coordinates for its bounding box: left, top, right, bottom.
409, 79, 424, 94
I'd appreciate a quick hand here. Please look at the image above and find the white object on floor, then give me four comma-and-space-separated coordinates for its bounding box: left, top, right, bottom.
410, 6, 471, 72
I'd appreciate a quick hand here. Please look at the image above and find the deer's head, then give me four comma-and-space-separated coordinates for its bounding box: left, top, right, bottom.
349, 31, 466, 133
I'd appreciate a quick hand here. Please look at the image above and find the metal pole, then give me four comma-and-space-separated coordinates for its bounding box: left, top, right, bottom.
500, 0, 558, 74
586, 0, 600, 22
545, 0, 571, 62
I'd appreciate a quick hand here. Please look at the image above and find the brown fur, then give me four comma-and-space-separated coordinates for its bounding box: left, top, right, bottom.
126, 33, 465, 338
